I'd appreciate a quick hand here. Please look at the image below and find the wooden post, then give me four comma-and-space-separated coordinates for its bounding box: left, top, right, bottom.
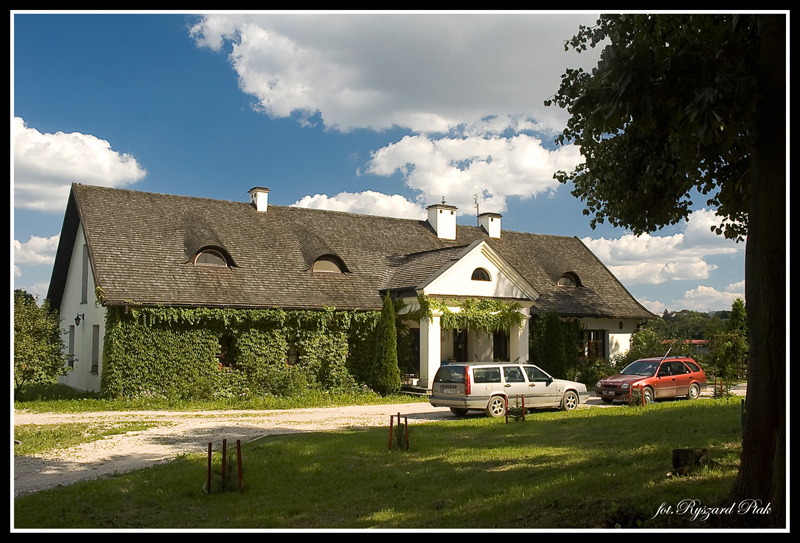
207, 442, 212, 492
237, 439, 243, 492
389, 414, 410, 450
221, 439, 227, 485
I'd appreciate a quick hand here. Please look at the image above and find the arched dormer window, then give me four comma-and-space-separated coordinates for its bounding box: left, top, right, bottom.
471, 267, 491, 281
557, 272, 581, 287
193, 248, 229, 268
313, 255, 346, 274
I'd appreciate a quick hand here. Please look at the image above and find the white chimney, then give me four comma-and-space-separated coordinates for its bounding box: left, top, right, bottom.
427, 203, 457, 240
248, 187, 270, 212
478, 212, 502, 238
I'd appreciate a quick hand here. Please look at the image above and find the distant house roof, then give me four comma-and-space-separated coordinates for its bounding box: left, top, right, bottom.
47, 184, 655, 320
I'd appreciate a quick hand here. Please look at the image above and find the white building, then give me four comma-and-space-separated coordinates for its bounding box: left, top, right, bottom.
47, 184, 654, 393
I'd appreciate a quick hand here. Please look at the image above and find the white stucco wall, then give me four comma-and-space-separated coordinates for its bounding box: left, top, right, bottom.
577, 317, 639, 359
57, 225, 106, 393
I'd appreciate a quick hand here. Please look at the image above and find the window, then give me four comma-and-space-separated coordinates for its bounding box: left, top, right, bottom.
493, 330, 509, 361
91, 324, 100, 373
503, 366, 525, 383
81, 244, 89, 304
434, 366, 466, 384
471, 267, 491, 281
216, 335, 234, 368
473, 367, 501, 383
524, 365, 551, 382
557, 272, 580, 287
582, 330, 606, 360
453, 329, 468, 361
194, 248, 228, 267
313, 255, 345, 273
68, 325, 75, 368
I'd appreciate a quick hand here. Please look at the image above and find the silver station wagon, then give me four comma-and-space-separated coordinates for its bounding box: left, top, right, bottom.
429, 362, 590, 417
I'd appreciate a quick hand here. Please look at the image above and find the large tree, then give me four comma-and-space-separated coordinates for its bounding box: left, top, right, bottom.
546, 14, 785, 527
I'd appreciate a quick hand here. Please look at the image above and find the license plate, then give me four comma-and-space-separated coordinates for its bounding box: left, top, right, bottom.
442, 387, 456, 394
602, 390, 614, 396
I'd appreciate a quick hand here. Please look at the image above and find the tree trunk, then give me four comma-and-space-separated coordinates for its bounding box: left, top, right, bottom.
726, 14, 786, 528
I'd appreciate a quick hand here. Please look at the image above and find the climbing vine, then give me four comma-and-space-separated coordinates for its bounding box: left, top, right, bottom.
101, 305, 379, 400
405, 294, 524, 333
99, 296, 526, 399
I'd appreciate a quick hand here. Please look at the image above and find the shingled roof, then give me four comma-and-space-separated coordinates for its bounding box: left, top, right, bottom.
47, 184, 654, 320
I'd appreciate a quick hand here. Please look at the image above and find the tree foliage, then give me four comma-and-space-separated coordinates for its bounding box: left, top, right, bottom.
547, 14, 785, 527
13, 289, 68, 398
546, 14, 759, 240
369, 292, 401, 396
529, 312, 582, 380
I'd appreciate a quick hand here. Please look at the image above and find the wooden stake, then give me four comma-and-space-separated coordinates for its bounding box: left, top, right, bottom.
237, 439, 243, 492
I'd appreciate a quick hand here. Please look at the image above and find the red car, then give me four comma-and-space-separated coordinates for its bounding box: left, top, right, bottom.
595, 356, 707, 404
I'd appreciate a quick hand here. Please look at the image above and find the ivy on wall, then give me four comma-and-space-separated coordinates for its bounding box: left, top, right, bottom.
405, 294, 525, 333
99, 296, 528, 399
101, 305, 379, 399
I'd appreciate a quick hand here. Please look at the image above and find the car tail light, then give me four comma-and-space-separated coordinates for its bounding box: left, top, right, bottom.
465, 366, 471, 396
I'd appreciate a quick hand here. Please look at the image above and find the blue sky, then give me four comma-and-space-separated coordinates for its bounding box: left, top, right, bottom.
12, 12, 746, 313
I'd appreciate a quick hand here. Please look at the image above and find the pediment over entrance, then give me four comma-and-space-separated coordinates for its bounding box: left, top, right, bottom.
417, 240, 539, 302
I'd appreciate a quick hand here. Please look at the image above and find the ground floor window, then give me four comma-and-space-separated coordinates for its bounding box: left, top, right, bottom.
217, 334, 235, 368
582, 330, 607, 360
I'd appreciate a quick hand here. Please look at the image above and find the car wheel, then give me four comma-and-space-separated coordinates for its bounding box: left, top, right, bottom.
450, 407, 469, 416
562, 390, 579, 411
485, 396, 507, 418
643, 387, 655, 404
687, 383, 701, 400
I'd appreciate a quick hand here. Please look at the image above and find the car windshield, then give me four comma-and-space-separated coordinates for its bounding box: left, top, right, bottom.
620, 360, 659, 377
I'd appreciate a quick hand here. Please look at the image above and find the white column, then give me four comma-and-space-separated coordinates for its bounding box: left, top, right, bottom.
510, 311, 530, 363
419, 313, 442, 391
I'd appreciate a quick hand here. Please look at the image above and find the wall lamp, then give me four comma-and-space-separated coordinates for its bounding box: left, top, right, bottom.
75, 313, 85, 326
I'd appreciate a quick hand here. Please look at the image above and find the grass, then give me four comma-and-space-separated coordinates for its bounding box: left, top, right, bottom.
13, 396, 744, 530
14, 383, 427, 413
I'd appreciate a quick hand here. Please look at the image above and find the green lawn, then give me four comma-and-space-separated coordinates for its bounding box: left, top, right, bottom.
13, 397, 743, 530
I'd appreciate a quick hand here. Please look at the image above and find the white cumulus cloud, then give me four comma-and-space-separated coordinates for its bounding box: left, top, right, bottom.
13, 117, 147, 212
364, 133, 582, 213
189, 13, 596, 217
189, 13, 599, 133
14, 234, 60, 266
292, 191, 426, 219
582, 209, 742, 285
678, 282, 746, 312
